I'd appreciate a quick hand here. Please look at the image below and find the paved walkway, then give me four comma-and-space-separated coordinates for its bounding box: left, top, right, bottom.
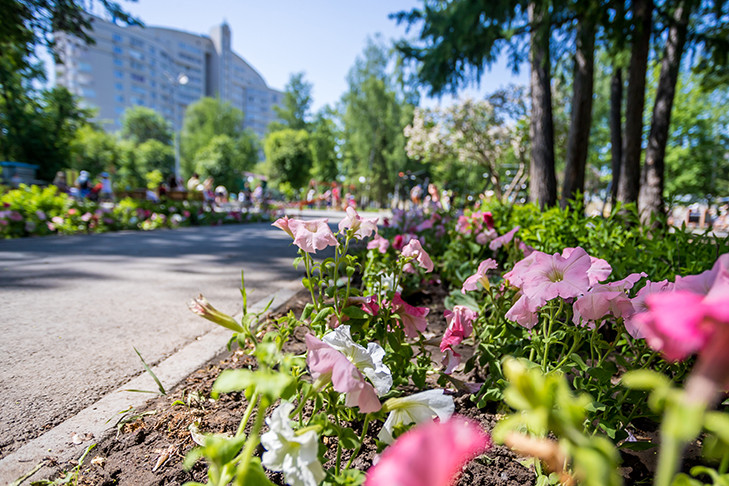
0, 223, 305, 470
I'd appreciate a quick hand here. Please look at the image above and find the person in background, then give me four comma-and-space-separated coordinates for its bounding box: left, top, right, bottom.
52, 171, 69, 193
76, 170, 91, 199
187, 173, 201, 192
99, 172, 114, 201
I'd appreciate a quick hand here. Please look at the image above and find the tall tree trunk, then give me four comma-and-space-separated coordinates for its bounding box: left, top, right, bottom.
639, 0, 692, 223
609, 67, 623, 206
528, 1, 557, 209
562, 10, 596, 207
617, 0, 653, 204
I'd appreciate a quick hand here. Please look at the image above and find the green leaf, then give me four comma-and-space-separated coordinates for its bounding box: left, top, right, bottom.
621, 369, 672, 391
619, 440, 656, 451
212, 369, 296, 401
234, 457, 276, 486
336, 427, 360, 450
301, 303, 315, 321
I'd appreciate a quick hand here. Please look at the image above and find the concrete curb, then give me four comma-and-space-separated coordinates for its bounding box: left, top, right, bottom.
0, 285, 300, 485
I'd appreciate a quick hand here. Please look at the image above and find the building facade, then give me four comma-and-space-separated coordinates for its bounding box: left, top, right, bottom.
54, 18, 282, 140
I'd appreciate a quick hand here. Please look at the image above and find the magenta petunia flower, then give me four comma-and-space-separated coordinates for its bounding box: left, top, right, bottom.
482, 211, 495, 230
272, 216, 294, 238
401, 239, 434, 273
287, 218, 339, 253
367, 234, 390, 254
519, 247, 592, 303
305, 334, 381, 413
391, 293, 430, 338
440, 306, 478, 352
462, 259, 498, 294
365, 417, 491, 486
338, 207, 379, 239
489, 226, 520, 251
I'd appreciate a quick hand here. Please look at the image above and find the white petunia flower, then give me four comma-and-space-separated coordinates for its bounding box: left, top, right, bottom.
261, 401, 325, 486
321, 325, 392, 396
378, 389, 455, 444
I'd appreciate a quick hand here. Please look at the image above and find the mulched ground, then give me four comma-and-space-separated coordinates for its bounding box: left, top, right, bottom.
39, 288, 539, 485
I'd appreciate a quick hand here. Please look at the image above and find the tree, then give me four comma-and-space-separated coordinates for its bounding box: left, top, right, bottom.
180, 97, 248, 175
264, 129, 313, 189
270, 72, 313, 132
562, 1, 599, 206
193, 135, 257, 191
68, 125, 122, 176
404, 94, 526, 201
393, 0, 559, 207
341, 38, 414, 206
309, 110, 339, 182
120, 106, 172, 146
136, 139, 175, 178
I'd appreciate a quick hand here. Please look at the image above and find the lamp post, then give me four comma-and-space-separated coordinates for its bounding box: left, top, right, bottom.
167, 73, 189, 184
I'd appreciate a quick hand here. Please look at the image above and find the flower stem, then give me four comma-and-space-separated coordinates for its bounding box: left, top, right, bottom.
235, 391, 259, 438
345, 414, 370, 470
235, 396, 266, 481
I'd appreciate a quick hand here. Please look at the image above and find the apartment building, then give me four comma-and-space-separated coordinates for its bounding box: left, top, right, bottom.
54, 17, 282, 139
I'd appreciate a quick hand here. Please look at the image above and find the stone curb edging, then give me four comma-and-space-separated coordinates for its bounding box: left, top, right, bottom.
0, 285, 300, 485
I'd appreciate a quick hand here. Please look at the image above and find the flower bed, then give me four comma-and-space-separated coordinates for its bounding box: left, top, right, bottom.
38, 203, 729, 486
0, 185, 275, 239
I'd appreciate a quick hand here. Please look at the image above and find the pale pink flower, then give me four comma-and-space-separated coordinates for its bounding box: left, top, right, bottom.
561, 247, 612, 285
338, 207, 379, 239
415, 218, 434, 232
630, 279, 675, 315
518, 241, 535, 257
272, 216, 294, 238
365, 417, 491, 486
462, 259, 498, 294
475, 229, 496, 245
441, 348, 461, 374
503, 251, 542, 288
288, 218, 338, 253
440, 306, 478, 352
9, 211, 22, 222
489, 226, 520, 251
674, 254, 729, 295
305, 334, 381, 413
455, 215, 471, 235
367, 234, 390, 254
572, 272, 647, 330
401, 239, 434, 273
520, 247, 592, 303
391, 293, 429, 338
505, 293, 541, 329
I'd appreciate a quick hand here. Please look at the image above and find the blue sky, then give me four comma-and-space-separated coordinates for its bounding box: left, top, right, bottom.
72, 0, 528, 111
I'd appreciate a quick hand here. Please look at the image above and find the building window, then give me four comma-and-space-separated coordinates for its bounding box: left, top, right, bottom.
113, 58, 123, 67
114, 70, 124, 79
115, 106, 125, 115
115, 95, 124, 103
130, 60, 144, 71
130, 37, 144, 47
112, 33, 122, 43
81, 88, 96, 98
129, 49, 144, 61
113, 46, 123, 55
114, 82, 123, 90
78, 62, 92, 72
130, 73, 144, 83
131, 85, 146, 95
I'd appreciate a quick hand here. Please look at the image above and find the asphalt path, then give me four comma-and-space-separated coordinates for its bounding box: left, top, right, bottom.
0, 222, 308, 460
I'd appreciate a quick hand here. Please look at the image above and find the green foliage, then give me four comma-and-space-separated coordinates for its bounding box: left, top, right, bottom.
270, 72, 313, 132
69, 125, 121, 176
341, 37, 414, 205
120, 106, 172, 146
193, 134, 257, 191
263, 129, 312, 189
309, 110, 340, 182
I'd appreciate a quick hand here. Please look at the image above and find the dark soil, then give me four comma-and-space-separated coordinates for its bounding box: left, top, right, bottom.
41, 288, 539, 486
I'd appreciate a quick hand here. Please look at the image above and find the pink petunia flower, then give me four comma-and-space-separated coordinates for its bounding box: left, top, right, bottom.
489, 226, 520, 251
287, 218, 339, 253
462, 259, 498, 294
391, 293, 429, 338
561, 247, 612, 285
519, 247, 592, 303
272, 216, 294, 238
629, 279, 675, 315
440, 306, 478, 352
401, 239, 434, 273
518, 240, 535, 257
572, 272, 647, 331
365, 417, 491, 486
505, 293, 541, 329
338, 207, 379, 239
415, 218, 435, 232
441, 348, 462, 374
674, 254, 729, 295
475, 230, 497, 245
305, 334, 381, 413
367, 234, 390, 254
